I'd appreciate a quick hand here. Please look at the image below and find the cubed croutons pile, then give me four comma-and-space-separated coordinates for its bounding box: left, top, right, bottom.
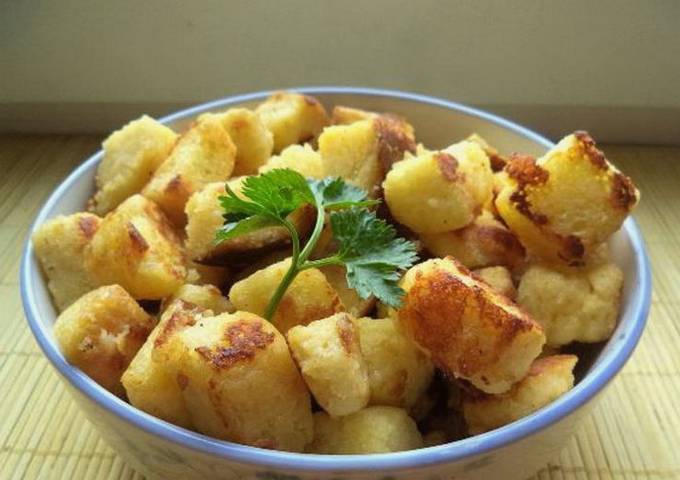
34, 93, 638, 454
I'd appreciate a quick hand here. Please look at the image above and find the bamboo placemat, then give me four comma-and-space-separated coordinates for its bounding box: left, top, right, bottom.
0, 135, 677, 479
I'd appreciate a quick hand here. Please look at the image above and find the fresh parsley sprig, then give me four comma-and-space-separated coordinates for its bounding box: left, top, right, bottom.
215, 169, 418, 320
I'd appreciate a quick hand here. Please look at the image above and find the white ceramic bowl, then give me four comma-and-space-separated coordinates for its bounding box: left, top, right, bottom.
21, 87, 651, 480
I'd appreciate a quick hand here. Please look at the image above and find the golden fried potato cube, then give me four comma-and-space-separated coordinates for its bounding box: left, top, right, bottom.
162, 284, 233, 315
165, 311, 313, 451
32, 213, 101, 311
319, 116, 416, 195
397, 257, 545, 394
443, 140, 495, 208
495, 132, 639, 266
55, 285, 156, 396
332, 105, 416, 138
466, 133, 508, 172
255, 92, 329, 153
463, 355, 577, 434
307, 406, 423, 454
185, 260, 230, 288
89, 116, 177, 215
517, 262, 623, 346
473, 266, 517, 300
383, 141, 492, 234
142, 115, 236, 226
199, 108, 273, 176
331, 105, 378, 125
184, 179, 313, 263
356, 317, 434, 409
287, 313, 369, 417
122, 300, 209, 427
320, 265, 375, 317
229, 258, 343, 333
258, 144, 325, 179
420, 211, 525, 269
85, 195, 186, 299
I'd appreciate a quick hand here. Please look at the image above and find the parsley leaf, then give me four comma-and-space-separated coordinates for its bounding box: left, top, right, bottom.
330, 208, 419, 307
240, 169, 315, 218
309, 177, 379, 210
215, 168, 418, 318
217, 215, 282, 241
216, 169, 315, 242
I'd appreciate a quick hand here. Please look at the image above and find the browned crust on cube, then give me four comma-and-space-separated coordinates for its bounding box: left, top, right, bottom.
505, 154, 548, 186
375, 115, 417, 173
435, 152, 462, 182
154, 301, 204, 348
611, 172, 638, 211
558, 235, 585, 264
195, 319, 275, 369
574, 131, 608, 170
126, 222, 149, 252
400, 259, 537, 380
78, 216, 99, 240
505, 154, 551, 226
335, 313, 357, 354
475, 225, 526, 262
508, 190, 548, 225
488, 153, 507, 173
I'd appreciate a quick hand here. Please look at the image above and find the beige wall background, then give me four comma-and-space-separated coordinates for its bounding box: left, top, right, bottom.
2, 0, 679, 143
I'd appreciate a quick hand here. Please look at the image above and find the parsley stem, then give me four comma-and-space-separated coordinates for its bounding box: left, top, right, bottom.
263, 220, 301, 321
299, 256, 343, 270
263, 202, 328, 321
297, 201, 326, 264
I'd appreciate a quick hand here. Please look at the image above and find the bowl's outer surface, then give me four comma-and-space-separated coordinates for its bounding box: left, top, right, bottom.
21, 87, 651, 480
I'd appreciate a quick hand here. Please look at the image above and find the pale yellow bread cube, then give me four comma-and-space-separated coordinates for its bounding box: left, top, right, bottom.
356, 317, 434, 409
122, 299, 209, 427
199, 108, 273, 176
142, 115, 236, 226
164, 311, 313, 451
287, 313, 370, 417
258, 144, 325, 179
229, 258, 343, 333
517, 262, 623, 346
318, 116, 416, 195
184, 179, 313, 263
32, 213, 101, 311
383, 141, 492, 234
463, 355, 577, 434
420, 211, 525, 269
397, 257, 545, 394
255, 92, 329, 153
55, 285, 156, 397
84, 195, 186, 299
161, 284, 233, 315
495, 132, 639, 266
473, 266, 517, 300
308, 406, 423, 454
90, 115, 177, 215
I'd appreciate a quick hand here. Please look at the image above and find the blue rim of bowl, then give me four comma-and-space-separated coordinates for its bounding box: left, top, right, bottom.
20, 87, 652, 472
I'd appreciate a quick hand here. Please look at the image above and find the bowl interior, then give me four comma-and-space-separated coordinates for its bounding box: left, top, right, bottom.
21, 87, 651, 469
